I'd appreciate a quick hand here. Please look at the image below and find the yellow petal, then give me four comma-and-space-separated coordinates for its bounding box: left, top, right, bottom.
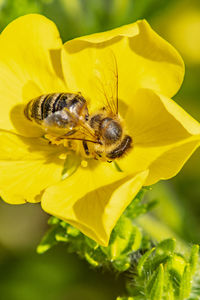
118, 89, 200, 179
0, 131, 64, 204
145, 137, 200, 185
0, 14, 67, 137
42, 159, 148, 246
62, 19, 184, 111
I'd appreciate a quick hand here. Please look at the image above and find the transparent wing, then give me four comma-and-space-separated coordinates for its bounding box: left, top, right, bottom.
72, 120, 99, 144
93, 49, 119, 116
43, 108, 99, 144
54, 121, 99, 144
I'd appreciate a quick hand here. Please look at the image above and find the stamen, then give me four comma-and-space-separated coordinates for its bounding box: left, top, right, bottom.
81, 160, 88, 168
59, 153, 67, 160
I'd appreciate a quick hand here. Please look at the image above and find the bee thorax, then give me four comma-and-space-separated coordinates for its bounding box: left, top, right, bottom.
100, 117, 122, 145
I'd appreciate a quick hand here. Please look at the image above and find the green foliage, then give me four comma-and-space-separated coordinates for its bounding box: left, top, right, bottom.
37, 189, 153, 271
38, 191, 200, 300
0, 0, 44, 31
0, 0, 177, 42
38, 188, 200, 299
127, 241, 199, 300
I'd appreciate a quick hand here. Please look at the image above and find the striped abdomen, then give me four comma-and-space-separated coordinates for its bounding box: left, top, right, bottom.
24, 93, 89, 129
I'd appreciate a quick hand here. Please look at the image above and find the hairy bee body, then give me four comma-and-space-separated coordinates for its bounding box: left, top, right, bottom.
88, 112, 132, 159
24, 93, 132, 161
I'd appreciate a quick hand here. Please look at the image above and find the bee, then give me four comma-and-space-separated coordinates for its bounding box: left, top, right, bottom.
24, 52, 132, 162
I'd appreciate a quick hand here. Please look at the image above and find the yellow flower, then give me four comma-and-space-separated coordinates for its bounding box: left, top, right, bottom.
0, 14, 199, 246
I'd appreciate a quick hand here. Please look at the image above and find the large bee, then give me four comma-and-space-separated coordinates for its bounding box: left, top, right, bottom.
24, 53, 132, 162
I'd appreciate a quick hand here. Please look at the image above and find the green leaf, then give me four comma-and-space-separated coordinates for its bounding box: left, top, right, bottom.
137, 247, 155, 276
155, 239, 176, 256
38, 187, 200, 300
85, 252, 100, 267
165, 273, 175, 300
189, 244, 199, 275
114, 216, 133, 240
149, 239, 176, 272
131, 226, 142, 251
104, 216, 142, 261
179, 264, 192, 299
48, 216, 60, 225
85, 236, 99, 250
37, 225, 61, 254
112, 256, 131, 272
148, 264, 164, 300
167, 254, 186, 278
66, 225, 80, 237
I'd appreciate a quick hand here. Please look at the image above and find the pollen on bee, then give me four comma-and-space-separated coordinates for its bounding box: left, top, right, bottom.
81, 160, 88, 168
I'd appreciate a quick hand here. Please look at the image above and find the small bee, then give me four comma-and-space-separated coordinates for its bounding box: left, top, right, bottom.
24, 53, 132, 162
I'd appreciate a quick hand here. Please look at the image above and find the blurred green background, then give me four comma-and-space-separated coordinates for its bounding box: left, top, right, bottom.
0, 0, 199, 299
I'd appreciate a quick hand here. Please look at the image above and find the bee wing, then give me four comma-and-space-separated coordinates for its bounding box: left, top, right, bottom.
61, 118, 99, 144
44, 108, 98, 144
93, 49, 118, 116
74, 120, 98, 143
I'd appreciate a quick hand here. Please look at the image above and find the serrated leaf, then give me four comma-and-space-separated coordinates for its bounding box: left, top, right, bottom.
149, 264, 164, 300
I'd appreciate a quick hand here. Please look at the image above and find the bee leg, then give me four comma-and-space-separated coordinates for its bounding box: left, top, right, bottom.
64, 129, 77, 137
54, 129, 77, 142
83, 140, 90, 156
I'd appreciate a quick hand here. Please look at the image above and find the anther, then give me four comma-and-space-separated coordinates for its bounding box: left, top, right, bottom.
59, 153, 67, 160
81, 160, 88, 168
